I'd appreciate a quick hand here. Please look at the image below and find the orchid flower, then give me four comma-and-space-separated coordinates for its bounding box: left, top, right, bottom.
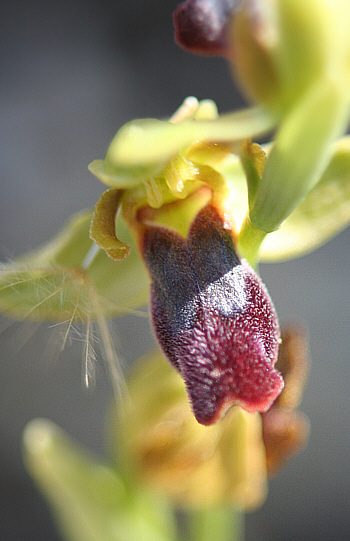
1, 1, 350, 540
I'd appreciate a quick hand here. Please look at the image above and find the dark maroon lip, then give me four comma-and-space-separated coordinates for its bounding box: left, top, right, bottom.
141, 203, 283, 425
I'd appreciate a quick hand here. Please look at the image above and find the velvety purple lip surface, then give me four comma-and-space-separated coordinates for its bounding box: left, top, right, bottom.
173, 0, 239, 56
142, 205, 283, 425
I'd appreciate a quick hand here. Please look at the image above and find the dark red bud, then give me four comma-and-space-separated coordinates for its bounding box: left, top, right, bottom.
173, 0, 240, 56
141, 204, 283, 425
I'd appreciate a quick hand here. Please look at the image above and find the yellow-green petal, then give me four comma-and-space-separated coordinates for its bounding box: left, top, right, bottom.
90, 189, 131, 262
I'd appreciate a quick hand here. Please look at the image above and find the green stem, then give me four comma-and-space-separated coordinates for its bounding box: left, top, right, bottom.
237, 214, 267, 269
185, 507, 244, 541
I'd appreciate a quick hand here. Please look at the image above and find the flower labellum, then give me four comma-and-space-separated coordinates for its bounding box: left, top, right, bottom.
140, 203, 284, 425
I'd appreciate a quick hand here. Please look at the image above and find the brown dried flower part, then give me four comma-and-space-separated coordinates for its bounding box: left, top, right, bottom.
262, 326, 310, 475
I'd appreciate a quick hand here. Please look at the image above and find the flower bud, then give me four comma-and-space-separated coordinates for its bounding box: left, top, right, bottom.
230, 0, 350, 117
173, 0, 240, 56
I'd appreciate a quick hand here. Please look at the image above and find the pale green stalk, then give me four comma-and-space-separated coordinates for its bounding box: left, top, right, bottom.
185, 508, 244, 541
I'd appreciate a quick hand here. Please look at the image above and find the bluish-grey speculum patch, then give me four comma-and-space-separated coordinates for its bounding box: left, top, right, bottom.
141, 205, 284, 425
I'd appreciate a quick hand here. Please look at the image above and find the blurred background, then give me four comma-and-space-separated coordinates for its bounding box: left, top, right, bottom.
0, 1, 350, 540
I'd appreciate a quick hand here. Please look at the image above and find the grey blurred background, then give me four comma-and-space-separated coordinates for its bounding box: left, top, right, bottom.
0, 1, 350, 540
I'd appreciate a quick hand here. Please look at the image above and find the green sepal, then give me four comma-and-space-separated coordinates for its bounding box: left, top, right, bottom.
88, 107, 274, 190
107, 107, 273, 169
88, 159, 160, 189
250, 77, 350, 233
90, 189, 131, 261
0, 210, 149, 321
23, 419, 176, 541
260, 136, 350, 261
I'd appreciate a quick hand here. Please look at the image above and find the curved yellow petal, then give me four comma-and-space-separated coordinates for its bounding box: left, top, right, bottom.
90, 189, 130, 262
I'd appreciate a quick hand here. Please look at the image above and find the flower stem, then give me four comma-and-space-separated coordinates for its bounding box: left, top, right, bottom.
237, 214, 267, 269
185, 507, 244, 541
